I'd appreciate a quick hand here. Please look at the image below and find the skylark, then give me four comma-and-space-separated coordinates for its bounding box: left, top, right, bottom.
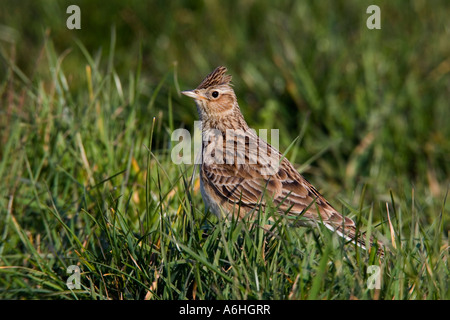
182, 66, 384, 256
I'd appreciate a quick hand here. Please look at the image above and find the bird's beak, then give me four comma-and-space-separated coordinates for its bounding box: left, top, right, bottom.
181, 90, 206, 100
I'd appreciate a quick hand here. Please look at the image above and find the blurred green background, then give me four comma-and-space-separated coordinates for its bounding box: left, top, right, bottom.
2, 0, 449, 205
0, 0, 449, 299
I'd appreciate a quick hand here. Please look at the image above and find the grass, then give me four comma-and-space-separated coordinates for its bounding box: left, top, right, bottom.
0, 1, 449, 300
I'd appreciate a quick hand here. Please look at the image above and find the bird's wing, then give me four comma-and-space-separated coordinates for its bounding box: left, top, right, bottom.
201, 129, 384, 254
201, 129, 351, 224
201, 129, 282, 209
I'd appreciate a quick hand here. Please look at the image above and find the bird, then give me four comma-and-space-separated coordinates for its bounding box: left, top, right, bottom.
181, 66, 384, 256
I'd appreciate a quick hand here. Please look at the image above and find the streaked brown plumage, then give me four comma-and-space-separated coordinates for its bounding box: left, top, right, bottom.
182, 66, 384, 256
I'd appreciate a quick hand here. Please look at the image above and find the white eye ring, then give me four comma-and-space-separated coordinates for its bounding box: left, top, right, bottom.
211, 91, 219, 98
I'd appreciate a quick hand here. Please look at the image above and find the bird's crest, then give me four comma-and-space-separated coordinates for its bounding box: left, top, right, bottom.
196, 66, 232, 89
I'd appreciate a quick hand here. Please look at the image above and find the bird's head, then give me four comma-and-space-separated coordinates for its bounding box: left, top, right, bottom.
182, 66, 238, 121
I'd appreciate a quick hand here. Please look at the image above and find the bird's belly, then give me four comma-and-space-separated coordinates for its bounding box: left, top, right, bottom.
199, 168, 222, 218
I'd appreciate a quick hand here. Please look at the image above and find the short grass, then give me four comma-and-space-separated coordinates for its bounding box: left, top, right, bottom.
0, 1, 449, 300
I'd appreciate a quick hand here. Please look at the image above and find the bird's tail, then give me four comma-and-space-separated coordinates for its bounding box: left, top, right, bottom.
323, 221, 385, 257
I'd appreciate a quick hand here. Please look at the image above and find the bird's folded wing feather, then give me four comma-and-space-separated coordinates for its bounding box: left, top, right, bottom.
201, 130, 355, 229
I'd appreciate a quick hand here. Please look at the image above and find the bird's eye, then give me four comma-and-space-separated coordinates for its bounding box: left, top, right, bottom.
211, 91, 219, 98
